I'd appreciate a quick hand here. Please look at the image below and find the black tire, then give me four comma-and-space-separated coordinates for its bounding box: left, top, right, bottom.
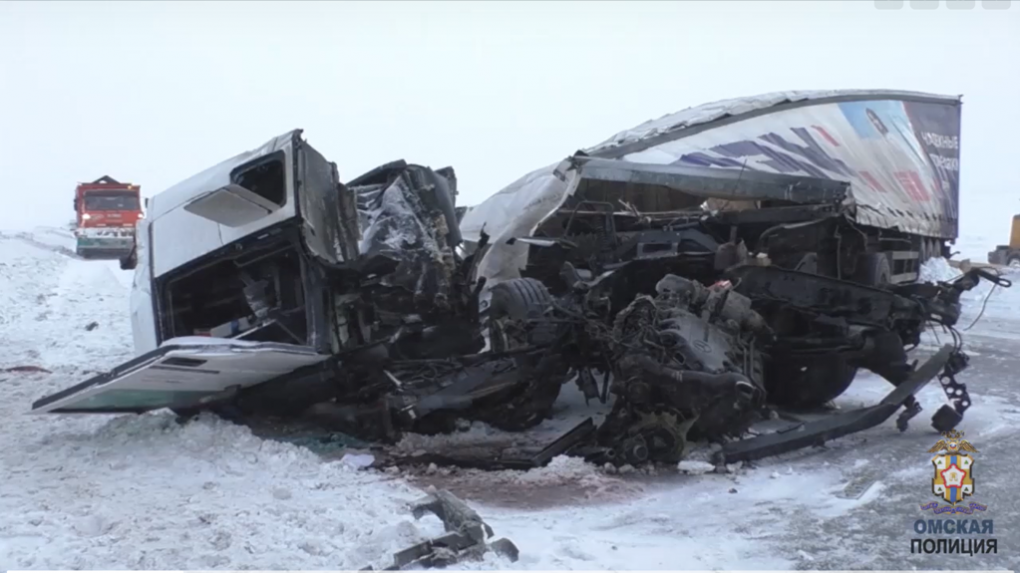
491, 277, 553, 320
119, 250, 137, 270
856, 253, 891, 287
468, 369, 565, 431
488, 278, 559, 349
764, 356, 859, 409
473, 278, 567, 431
918, 239, 930, 264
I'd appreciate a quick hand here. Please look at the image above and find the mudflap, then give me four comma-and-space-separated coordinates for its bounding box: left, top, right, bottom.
30, 338, 328, 414
717, 344, 955, 465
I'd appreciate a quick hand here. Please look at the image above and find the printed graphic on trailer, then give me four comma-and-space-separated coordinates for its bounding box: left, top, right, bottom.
619, 97, 960, 237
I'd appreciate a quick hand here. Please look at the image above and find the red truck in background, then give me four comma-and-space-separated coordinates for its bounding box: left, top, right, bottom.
73, 175, 142, 270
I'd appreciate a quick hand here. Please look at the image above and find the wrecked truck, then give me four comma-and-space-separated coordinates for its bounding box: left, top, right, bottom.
460, 89, 976, 422
32, 123, 1007, 470
463, 90, 964, 292
31, 130, 547, 437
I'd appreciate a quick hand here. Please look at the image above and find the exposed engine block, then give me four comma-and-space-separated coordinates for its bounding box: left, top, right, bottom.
594, 274, 769, 466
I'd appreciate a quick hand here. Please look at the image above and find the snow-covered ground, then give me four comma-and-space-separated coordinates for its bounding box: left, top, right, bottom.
1, 228, 1017, 570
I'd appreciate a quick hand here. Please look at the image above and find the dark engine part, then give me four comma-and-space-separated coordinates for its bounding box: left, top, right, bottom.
593, 274, 767, 465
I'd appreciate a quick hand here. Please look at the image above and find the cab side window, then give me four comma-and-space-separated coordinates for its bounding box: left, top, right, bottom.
233, 154, 286, 206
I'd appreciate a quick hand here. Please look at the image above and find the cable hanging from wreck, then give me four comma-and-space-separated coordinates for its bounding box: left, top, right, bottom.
961, 271, 1004, 332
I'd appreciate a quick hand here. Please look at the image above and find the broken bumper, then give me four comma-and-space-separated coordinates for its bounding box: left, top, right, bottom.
719, 344, 956, 464
75, 234, 135, 259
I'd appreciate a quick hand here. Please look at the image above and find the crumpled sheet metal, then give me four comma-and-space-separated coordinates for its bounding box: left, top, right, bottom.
364, 489, 519, 571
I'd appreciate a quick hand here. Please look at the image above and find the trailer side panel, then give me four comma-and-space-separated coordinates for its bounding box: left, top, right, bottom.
586, 91, 962, 239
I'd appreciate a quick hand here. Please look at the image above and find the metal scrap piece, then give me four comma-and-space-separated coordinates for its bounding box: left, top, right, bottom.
367, 489, 519, 571
718, 344, 955, 464
378, 417, 597, 471
411, 489, 494, 543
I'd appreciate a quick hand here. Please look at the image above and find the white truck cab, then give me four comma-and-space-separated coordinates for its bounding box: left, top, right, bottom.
36, 130, 467, 415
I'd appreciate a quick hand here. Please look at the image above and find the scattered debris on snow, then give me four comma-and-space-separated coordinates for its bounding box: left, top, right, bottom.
368, 489, 519, 570
4, 365, 52, 374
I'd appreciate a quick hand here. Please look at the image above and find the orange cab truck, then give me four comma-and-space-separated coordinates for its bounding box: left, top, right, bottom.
73, 175, 142, 269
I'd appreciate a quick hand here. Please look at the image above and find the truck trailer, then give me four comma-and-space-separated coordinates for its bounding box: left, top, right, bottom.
461, 89, 963, 289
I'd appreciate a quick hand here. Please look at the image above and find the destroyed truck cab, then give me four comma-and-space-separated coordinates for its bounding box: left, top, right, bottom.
33, 130, 491, 423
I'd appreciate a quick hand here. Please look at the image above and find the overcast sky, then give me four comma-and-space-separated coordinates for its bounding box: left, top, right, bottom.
1, 0, 1017, 250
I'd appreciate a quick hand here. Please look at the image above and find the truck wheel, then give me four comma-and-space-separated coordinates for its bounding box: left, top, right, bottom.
119, 250, 137, 270
473, 278, 568, 431
764, 356, 859, 409
918, 239, 929, 264
856, 253, 891, 287
488, 278, 560, 349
